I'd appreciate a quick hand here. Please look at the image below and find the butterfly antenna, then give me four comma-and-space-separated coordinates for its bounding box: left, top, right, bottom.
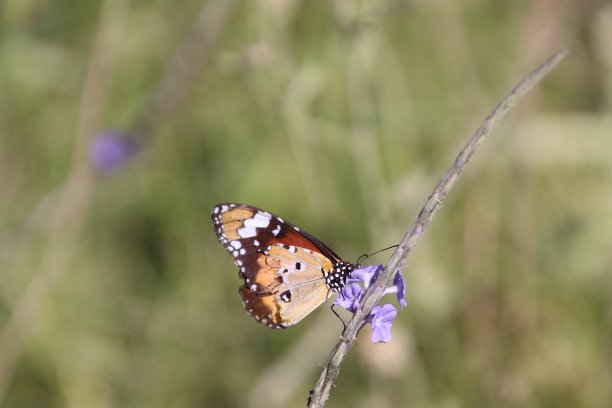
356, 244, 399, 265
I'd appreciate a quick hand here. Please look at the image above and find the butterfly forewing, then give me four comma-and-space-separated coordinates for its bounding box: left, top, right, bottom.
211, 203, 356, 328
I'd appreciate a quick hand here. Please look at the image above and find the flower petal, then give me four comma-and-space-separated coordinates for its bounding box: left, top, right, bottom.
348, 264, 382, 288
394, 271, 407, 309
370, 304, 397, 343
334, 283, 362, 312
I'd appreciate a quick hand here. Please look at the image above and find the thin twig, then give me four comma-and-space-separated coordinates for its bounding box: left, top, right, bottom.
307, 49, 569, 408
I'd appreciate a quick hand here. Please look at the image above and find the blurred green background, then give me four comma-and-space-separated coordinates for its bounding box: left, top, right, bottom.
1, 0, 611, 407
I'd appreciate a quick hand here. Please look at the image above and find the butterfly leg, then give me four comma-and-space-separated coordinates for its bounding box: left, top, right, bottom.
330, 303, 347, 335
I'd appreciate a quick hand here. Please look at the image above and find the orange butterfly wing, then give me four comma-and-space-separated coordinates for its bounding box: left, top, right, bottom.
239, 245, 333, 328
211, 203, 355, 328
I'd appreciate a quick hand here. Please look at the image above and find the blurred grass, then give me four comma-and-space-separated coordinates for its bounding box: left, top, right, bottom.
1, 0, 611, 407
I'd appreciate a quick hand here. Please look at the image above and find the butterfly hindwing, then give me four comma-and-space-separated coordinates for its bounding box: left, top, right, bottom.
239, 245, 333, 328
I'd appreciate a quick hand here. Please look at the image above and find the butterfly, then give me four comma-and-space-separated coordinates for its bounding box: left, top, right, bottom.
211, 203, 358, 328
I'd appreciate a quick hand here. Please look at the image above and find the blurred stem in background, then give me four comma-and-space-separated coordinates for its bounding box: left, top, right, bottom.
0, 0, 123, 400
0, 0, 236, 402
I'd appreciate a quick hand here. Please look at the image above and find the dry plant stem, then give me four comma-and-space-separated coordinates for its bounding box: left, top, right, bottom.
307, 49, 569, 408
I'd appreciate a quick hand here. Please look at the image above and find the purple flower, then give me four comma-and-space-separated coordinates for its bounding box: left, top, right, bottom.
347, 265, 381, 288
394, 272, 407, 308
334, 264, 407, 343
334, 283, 362, 313
370, 304, 397, 343
383, 271, 407, 309
90, 131, 136, 173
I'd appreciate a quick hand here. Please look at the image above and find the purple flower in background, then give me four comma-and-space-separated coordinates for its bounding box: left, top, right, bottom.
370, 304, 397, 343
90, 131, 136, 173
334, 283, 362, 313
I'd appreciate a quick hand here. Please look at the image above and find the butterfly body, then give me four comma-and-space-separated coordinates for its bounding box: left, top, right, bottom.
211, 203, 357, 328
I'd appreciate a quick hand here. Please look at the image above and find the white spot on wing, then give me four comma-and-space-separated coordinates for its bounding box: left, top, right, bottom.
244, 213, 270, 229
272, 224, 281, 236
253, 240, 260, 247
238, 227, 257, 238
230, 240, 242, 249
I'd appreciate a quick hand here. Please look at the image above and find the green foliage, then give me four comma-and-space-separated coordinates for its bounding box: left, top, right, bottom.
1, 0, 611, 406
